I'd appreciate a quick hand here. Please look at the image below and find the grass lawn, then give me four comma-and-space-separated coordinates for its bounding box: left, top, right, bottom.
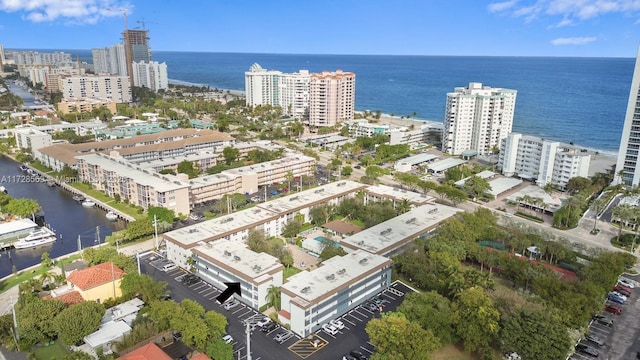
30, 162, 56, 174
68, 183, 146, 220
283, 266, 301, 280
0, 254, 80, 294
32, 340, 70, 360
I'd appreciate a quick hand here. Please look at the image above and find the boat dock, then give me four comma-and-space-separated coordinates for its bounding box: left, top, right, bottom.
22, 165, 136, 223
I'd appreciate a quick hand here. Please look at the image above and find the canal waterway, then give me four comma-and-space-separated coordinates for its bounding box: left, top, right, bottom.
0, 156, 126, 278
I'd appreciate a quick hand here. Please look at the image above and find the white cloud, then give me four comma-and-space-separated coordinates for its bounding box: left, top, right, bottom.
0, 0, 133, 24
488, 0, 519, 13
547, 17, 574, 28
551, 36, 598, 45
490, 0, 640, 23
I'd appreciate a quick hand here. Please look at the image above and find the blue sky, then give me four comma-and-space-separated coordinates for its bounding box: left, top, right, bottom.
1, 0, 640, 57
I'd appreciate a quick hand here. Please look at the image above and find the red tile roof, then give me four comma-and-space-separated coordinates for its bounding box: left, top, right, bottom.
67, 262, 125, 290
55, 291, 85, 305
117, 343, 172, 360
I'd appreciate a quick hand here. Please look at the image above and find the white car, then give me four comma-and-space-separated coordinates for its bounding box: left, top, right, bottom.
222, 334, 233, 344
256, 317, 271, 328
618, 279, 636, 288
330, 319, 345, 330
611, 291, 628, 301
322, 323, 339, 335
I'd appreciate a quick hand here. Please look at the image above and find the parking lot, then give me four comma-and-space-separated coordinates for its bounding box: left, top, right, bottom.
140, 252, 413, 360
569, 277, 640, 360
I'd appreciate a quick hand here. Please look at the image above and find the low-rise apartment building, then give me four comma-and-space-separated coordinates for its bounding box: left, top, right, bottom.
14, 128, 52, 157
364, 184, 434, 207
192, 239, 284, 309
279, 250, 392, 336
76, 153, 191, 215
58, 98, 117, 115
498, 133, 591, 189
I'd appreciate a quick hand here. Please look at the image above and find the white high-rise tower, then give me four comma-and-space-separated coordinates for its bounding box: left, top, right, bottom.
615, 46, 640, 186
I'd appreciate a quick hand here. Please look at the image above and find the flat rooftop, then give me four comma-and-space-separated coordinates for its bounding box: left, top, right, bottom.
0, 218, 38, 239
488, 177, 523, 197
257, 180, 367, 214
340, 204, 462, 255
365, 184, 434, 204
396, 153, 439, 166
193, 239, 283, 283
163, 206, 280, 248
281, 250, 392, 308
83, 320, 131, 348
76, 154, 189, 193
223, 153, 315, 177
428, 158, 467, 173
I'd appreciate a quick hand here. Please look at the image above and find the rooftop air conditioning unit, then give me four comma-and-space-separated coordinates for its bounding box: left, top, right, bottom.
233, 255, 241, 261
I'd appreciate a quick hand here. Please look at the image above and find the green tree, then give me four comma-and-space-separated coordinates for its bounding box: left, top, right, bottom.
177, 160, 198, 178
341, 165, 353, 177
246, 229, 268, 253
612, 203, 635, 242
17, 298, 65, 348
204, 310, 228, 339
319, 243, 347, 261
120, 273, 167, 303
366, 312, 441, 360
125, 218, 154, 242
565, 176, 592, 194
500, 309, 572, 360
452, 287, 500, 352
282, 220, 302, 240
147, 206, 175, 224
222, 146, 240, 165
360, 154, 374, 166
40, 252, 54, 268
285, 171, 294, 192
365, 165, 385, 184
4, 198, 40, 219
148, 300, 181, 331
464, 175, 492, 200
309, 205, 332, 226
265, 285, 281, 311
206, 339, 233, 360
54, 301, 104, 345
398, 291, 456, 345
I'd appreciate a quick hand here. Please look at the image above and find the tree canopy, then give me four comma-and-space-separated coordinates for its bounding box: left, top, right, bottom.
366, 312, 441, 360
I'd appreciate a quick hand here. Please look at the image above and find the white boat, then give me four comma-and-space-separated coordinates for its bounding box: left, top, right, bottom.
72, 194, 85, 202
105, 211, 118, 221
81, 200, 96, 208
14, 227, 57, 249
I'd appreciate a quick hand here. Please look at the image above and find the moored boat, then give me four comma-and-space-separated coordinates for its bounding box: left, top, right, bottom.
72, 194, 85, 202
105, 211, 118, 221
81, 200, 96, 208
13, 227, 57, 249
19, 165, 28, 171
46, 179, 56, 187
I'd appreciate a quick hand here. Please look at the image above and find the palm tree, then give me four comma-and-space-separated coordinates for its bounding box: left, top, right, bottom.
39, 271, 57, 289
285, 171, 294, 193
396, 199, 411, 215
589, 197, 607, 233
612, 203, 636, 242
265, 285, 281, 311
562, 196, 585, 228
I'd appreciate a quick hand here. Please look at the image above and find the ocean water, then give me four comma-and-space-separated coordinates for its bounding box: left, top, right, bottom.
69, 50, 636, 154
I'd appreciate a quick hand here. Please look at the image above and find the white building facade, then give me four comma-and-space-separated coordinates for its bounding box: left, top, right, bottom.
498, 133, 591, 189
192, 240, 284, 309
14, 129, 52, 157
278, 70, 310, 120
245, 63, 282, 108
279, 250, 392, 336
443, 82, 517, 156
132, 61, 168, 91
615, 46, 640, 186
61, 74, 132, 103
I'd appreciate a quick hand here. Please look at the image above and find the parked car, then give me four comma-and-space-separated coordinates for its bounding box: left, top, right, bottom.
274, 330, 294, 343
608, 293, 625, 304
223, 299, 241, 310
323, 323, 339, 336
615, 284, 633, 294
222, 334, 234, 344
593, 315, 613, 327
585, 334, 605, 347
161, 294, 172, 301
618, 278, 635, 288
576, 344, 599, 357
342, 356, 357, 360
162, 263, 178, 272
350, 350, 368, 360
614, 286, 632, 297
330, 319, 345, 330
365, 302, 379, 312
605, 304, 622, 315
371, 296, 389, 306
256, 317, 271, 328
611, 291, 628, 301
261, 322, 278, 332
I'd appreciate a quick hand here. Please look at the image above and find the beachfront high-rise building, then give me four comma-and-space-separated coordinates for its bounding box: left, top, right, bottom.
615, 46, 640, 186
245, 63, 282, 108
60, 74, 132, 103
125, 29, 151, 63
308, 70, 356, 128
92, 44, 129, 77
0, 44, 4, 68
245, 63, 312, 120
91, 48, 110, 74
442, 82, 517, 156
132, 61, 168, 91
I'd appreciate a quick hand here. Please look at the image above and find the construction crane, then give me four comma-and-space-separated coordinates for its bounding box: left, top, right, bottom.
137, 18, 157, 30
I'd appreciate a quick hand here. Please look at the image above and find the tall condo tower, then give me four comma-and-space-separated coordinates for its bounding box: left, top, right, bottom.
442, 82, 517, 156
308, 70, 356, 128
125, 29, 151, 63
615, 46, 640, 186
